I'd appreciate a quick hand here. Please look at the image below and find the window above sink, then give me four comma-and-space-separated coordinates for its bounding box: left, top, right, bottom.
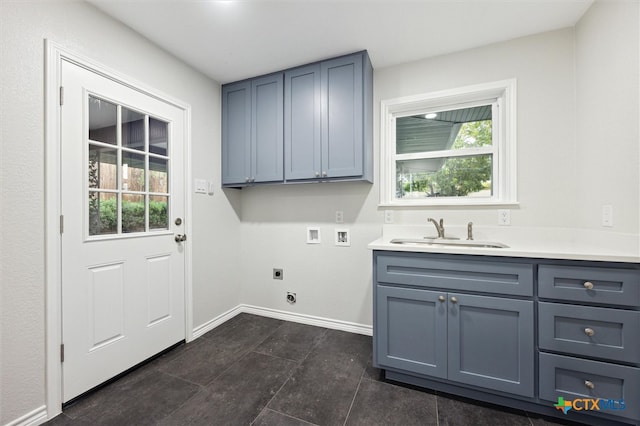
379, 79, 518, 207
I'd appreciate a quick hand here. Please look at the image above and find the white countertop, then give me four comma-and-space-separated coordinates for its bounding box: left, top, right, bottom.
368, 225, 640, 263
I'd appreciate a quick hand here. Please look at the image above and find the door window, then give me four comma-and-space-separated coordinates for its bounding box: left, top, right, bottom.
88, 95, 170, 236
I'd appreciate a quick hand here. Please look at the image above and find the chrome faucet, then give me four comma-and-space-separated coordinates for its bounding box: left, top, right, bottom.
427, 217, 445, 239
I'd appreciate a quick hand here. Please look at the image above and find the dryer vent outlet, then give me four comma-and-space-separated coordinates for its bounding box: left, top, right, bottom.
286, 292, 296, 304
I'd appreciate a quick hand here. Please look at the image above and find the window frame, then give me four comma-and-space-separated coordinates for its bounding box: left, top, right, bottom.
380, 79, 518, 207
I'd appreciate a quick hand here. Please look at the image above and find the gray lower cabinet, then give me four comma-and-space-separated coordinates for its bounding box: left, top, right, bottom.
447, 293, 534, 396
373, 250, 640, 425
538, 263, 640, 423
377, 284, 534, 396
376, 285, 447, 378
222, 73, 284, 186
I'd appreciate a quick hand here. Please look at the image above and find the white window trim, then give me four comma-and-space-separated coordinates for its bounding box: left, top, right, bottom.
379, 79, 518, 207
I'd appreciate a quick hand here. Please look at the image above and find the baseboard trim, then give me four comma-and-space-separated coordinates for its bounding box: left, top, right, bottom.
191, 305, 244, 340
5, 405, 48, 426
191, 304, 372, 339
240, 305, 373, 336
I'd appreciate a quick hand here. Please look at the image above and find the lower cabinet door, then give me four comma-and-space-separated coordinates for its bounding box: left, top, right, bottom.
447, 293, 535, 397
376, 285, 447, 378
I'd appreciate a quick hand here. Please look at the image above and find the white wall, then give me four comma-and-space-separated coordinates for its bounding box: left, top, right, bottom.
575, 0, 639, 234
239, 28, 580, 330
1, 0, 638, 424
0, 1, 241, 423
239, 3, 639, 335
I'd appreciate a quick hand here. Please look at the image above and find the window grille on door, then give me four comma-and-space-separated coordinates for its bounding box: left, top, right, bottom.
88, 95, 170, 236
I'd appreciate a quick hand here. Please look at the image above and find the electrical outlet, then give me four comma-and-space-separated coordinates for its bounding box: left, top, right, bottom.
273, 268, 283, 280
498, 209, 511, 226
602, 205, 613, 227
384, 210, 394, 224
335, 211, 344, 223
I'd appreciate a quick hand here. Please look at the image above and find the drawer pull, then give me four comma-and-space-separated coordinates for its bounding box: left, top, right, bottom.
450, 296, 458, 304
583, 281, 594, 290
584, 380, 595, 390
438, 295, 445, 302
584, 327, 595, 337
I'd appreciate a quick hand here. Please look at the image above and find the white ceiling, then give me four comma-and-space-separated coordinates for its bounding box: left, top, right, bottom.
87, 0, 593, 84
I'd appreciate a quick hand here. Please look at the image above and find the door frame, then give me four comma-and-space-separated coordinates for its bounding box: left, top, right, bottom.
44, 40, 193, 419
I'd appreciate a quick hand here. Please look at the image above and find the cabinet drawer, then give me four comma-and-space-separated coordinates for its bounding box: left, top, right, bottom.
539, 265, 640, 307
376, 253, 533, 296
539, 353, 640, 421
539, 302, 640, 364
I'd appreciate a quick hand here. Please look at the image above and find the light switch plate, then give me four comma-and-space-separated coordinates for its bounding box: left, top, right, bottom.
194, 179, 207, 194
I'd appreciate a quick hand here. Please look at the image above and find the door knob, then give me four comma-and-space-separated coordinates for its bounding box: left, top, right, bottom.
175, 234, 187, 242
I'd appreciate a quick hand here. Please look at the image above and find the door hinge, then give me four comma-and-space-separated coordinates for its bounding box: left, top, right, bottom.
60, 215, 64, 234
59, 86, 64, 106
60, 344, 65, 363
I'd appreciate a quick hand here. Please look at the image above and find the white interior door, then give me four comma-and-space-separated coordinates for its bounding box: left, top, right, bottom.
60, 59, 186, 402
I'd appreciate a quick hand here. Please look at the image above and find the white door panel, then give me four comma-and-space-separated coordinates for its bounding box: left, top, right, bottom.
61, 60, 186, 402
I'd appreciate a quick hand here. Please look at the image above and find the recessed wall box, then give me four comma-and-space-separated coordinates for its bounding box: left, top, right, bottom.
335, 228, 351, 247
307, 227, 321, 244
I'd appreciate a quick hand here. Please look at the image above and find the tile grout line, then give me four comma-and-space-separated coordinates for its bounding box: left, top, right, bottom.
342, 364, 367, 426
251, 328, 330, 425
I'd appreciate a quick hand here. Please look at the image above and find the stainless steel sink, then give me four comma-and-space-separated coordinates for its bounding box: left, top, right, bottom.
390, 238, 509, 249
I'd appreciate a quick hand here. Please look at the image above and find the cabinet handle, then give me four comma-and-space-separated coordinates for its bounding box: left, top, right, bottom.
315, 172, 320, 178
584, 380, 595, 390
583, 281, 594, 290
245, 177, 250, 183
322, 171, 327, 177
450, 296, 458, 304
584, 327, 595, 337
438, 295, 445, 302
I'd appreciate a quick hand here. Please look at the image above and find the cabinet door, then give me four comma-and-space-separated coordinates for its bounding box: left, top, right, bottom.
251, 74, 283, 183
321, 53, 363, 179
447, 293, 534, 397
221, 81, 251, 185
284, 63, 321, 180
376, 285, 447, 378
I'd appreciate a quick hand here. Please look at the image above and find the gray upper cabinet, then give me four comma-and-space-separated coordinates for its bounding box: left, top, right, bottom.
285, 51, 373, 182
284, 63, 321, 180
222, 73, 284, 186
222, 51, 372, 188
221, 80, 251, 185
251, 74, 284, 183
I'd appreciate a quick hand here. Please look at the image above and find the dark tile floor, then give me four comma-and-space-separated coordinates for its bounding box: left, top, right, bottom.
46, 313, 575, 426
